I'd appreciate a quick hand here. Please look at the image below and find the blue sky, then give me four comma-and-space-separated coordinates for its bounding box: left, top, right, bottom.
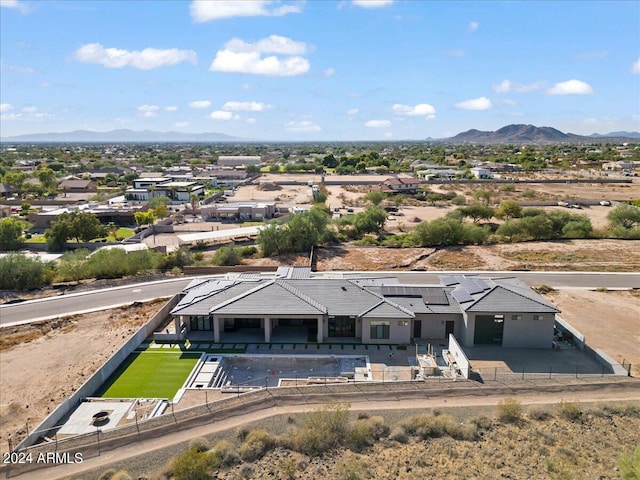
1, 0, 639, 140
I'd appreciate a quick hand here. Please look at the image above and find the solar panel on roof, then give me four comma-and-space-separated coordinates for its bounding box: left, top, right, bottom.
381, 285, 422, 297
422, 288, 449, 305
461, 278, 485, 295
440, 275, 459, 286
452, 287, 474, 304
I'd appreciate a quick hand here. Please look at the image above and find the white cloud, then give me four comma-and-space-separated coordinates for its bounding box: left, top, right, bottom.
0, 0, 30, 13
632, 58, 640, 75
189, 100, 212, 109
447, 49, 465, 57
246, 118, 256, 124
492, 79, 545, 93
547, 79, 593, 95
324, 67, 336, 77
469, 21, 479, 32
384, 132, 393, 139
22, 106, 37, 113
0, 103, 14, 112
347, 108, 359, 115
222, 101, 270, 112
137, 105, 160, 118
164, 106, 179, 112
352, 0, 394, 8
285, 120, 321, 132
392, 103, 436, 118
210, 35, 311, 76
175, 121, 191, 128
455, 97, 492, 110
365, 119, 391, 128
74, 43, 197, 70
39, 82, 51, 88
210, 110, 234, 120
190, 0, 301, 22
6, 64, 36, 73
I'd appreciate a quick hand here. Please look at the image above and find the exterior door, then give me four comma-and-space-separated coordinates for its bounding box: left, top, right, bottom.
445, 321, 455, 337
413, 320, 422, 338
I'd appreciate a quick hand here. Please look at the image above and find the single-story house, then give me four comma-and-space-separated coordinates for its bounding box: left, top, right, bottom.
470, 167, 492, 179
58, 179, 98, 193
169, 271, 559, 348
0, 183, 17, 199
379, 177, 421, 193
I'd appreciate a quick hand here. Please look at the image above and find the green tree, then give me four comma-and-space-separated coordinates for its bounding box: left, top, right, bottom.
459, 204, 495, 223
363, 190, 386, 206
45, 211, 108, 250
608, 204, 640, 230
562, 219, 593, 239
35, 167, 58, 193
153, 205, 169, 219
496, 220, 526, 242
495, 200, 522, 220
134, 210, 156, 227
474, 189, 492, 205
2, 171, 27, 193
414, 218, 464, 247
426, 192, 443, 206
257, 223, 286, 257
0, 254, 55, 290
0, 217, 24, 251
323, 154, 338, 168
56, 249, 90, 283
148, 195, 170, 209
245, 164, 261, 174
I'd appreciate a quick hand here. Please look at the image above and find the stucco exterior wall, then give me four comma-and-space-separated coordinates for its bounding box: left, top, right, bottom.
361, 317, 411, 344
500, 312, 554, 349
415, 313, 462, 339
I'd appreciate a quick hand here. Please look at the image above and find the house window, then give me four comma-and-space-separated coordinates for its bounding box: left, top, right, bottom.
398, 320, 409, 326
512, 315, 523, 321
533, 315, 544, 321
189, 316, 213, 331
370, 321, 390, 340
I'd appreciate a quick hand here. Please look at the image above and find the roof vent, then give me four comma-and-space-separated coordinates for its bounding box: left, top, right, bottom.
341, 286, 347, 291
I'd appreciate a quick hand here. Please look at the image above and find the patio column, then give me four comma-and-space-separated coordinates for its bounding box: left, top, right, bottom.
174, 316, 182, 340
316, 317, 323, 343
213, 316, 220, 343
264, 317, 271, 343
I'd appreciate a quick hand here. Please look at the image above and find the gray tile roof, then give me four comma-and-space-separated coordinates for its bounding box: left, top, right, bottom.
211, 280, 327, 316
360, 300, 414, 319
465, 285, 559, 313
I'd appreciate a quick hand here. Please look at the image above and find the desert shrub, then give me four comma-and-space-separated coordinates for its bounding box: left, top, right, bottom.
348, 416, 389, 451
98, 470, 132, 480
335, 455, 367, 480
239, 245, 258, 257
471, 414, 493, 430
286, 403, 351, 456
189, 437, 210, 453
388, 425, 408, 443
277, 457, 299, 480
171, 446, 218, 480
497, 397, 523, 423
619, 445, 640, 480
211, 439, 240, 466
558, 400, 582, 422
212, 245, 242, 266
528, 407, 551, 421
238, 429, 276, 462
236, 425, 250, 441
405, 413, 457, 439
0, 253, 55, 290
451, 195, 467, 206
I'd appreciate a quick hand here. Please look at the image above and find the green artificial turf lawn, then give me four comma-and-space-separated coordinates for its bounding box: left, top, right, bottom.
99, 351, 201, 399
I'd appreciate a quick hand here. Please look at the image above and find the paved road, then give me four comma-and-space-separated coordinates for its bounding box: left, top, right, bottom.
1, 271, 639, 326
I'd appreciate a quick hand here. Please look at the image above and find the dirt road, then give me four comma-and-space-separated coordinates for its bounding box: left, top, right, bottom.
9, 380, 640, 480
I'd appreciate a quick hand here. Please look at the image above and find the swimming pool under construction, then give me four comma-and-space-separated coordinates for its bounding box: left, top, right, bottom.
185, 354, 371, 393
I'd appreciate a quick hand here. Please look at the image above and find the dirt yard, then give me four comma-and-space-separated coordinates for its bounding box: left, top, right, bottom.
543, 289, 640, 376
0, 300, 165, 451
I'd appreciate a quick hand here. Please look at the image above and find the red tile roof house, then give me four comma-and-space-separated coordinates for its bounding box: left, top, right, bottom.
379, 176, 421, 193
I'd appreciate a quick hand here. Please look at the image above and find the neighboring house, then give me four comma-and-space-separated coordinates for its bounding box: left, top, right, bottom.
470, 167, 492, 179
169, 272, 559, 348
217, 156, 262, 167
379, 176, 421, 193
125, 177, 205, 203
58, 179, 98, 193
0, 183, 17, 199
201, 201, 277, 221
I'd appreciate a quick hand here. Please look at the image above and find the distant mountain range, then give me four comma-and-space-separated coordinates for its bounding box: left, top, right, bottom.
0, 129, 241, 143
448, 124, 640, 144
